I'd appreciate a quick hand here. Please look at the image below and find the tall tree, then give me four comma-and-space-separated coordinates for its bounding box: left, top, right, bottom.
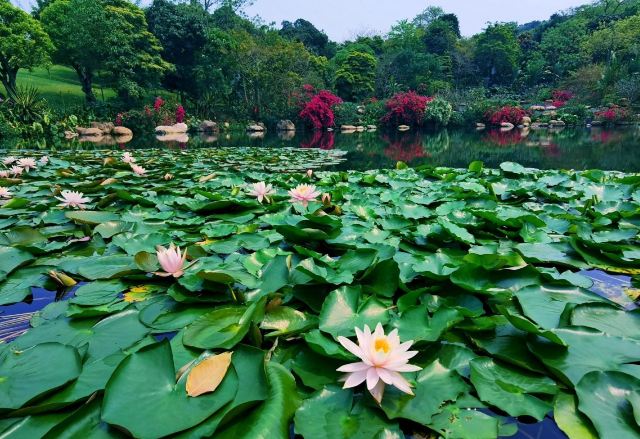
0, 0, 53, 98
279, 19, 335, 58
335, 51, 377, 101
40, 0, 170, 103
473, 23, 521, 87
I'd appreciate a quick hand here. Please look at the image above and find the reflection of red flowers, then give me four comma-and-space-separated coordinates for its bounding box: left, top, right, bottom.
381, 92, 433, 127
482, 129, 523, 146
591, 130, 622, 144
484, 106, 527, 126
543, 143, 560, 157
299, 90, 342, 129
115, 113, 123, 126
382, 133, 428, 162
300, 131, 335, 150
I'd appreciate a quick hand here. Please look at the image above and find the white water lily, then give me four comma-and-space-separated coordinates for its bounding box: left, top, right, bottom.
248, 181, 275, 203
0, 187, 12, 199
56, 190, 91, 209
337, 323, 421, 404
40, 156, 49, 165
17, 158, 37, 172
155, 244, 188, 278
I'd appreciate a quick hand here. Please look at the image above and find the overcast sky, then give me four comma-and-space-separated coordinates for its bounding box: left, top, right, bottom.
246, 0, 593, 40
13, 0, 594, 40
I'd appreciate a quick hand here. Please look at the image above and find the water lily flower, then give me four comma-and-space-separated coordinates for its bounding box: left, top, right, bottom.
131, 164, 147, 176
39, 156, 49, 165
3, 156, 16, 165
306, 169, 313, 178
56, 190, 91, 209
17, 158, 37, 172
289, 184, 321, 207
11, 166, 23, 177
164, 173, 174, 181
0, 187, 12, 198
0, 171, 8, 178
248, 181, 275, 203
322, 193, 331, 205
155, 244, 187, 278
337, 323, 421, 404
122, 152, 136, 164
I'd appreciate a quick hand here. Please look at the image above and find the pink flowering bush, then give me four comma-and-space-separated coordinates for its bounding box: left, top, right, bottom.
595, 105, 630, 124
551, 90, 574, 108
484, 106, 528, 126
299, 87, 342, 130
381, 92, 433, 127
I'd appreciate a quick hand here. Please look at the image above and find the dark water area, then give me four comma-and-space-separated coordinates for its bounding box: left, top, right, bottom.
43, 125, 640, 172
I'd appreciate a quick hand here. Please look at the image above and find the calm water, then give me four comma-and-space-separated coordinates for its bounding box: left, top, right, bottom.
41, 125, 640, 172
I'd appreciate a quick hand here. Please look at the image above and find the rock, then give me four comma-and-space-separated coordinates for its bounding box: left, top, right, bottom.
246, 124, 265, 132
341, 125, 357, 131
367, 125, 377, 130
278, 130, 295, 141
357, 106, 365, 115
590, 120, 603, 126
476, 122, 486, 129
327, 128, 334, 132
543, 111, 557, 117
113, 133, 133, 144
64, 131, 78, 139
276, 120, 295, 131
90, 122, 115, 135
76, 127, 103, 137
156, 133, 189, 143
529, 105, 546, 111
398, 125, 410, 131
500, 122, 514, 130
549, 120, 566, 126
199, 121, 219, 133
530, 123, 548, 129
199, 135, 218, 143
356, 126, 365, 132
522, 116, 531, 126
248, 131, 265, 139
155, 123, 188, 134
112, 126, 133, 136
545, 105, 557, 111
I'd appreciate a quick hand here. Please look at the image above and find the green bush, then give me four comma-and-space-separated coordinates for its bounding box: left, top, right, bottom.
333, 102, 361, 126
424, 97, 453, 127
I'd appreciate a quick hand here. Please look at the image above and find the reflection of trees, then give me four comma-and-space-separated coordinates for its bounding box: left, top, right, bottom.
300, 131, 335, 150
382, 131, 428, 162
423, 130, 450, 155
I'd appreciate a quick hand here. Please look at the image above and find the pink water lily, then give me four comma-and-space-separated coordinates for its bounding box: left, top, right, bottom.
306, 169, 313, 178
131, 164, 147, 176
0, 171, 8, 178
11, 166, 23, 177
337, 323, 421, 404
56, 190, 91, 209
322, 193, 331, 205
3, 156, 16, 165
0, 187, 12, 199
248, 181, 275, 203
17, 158, 37, 172
155, 244, 188, 278
289, 184, 321, 207
122, 152, 136, 164
39, 156, 49, 165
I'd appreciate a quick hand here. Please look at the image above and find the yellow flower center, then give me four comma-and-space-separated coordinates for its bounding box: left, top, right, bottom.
374, 337, 390, 353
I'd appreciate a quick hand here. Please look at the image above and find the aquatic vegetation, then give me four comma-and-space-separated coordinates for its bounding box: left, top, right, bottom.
0, 148, 639, 438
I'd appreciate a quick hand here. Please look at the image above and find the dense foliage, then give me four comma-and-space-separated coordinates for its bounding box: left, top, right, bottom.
0, 150, 639, 438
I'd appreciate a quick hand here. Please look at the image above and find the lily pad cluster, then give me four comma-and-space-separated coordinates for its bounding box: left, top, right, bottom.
0, 150, 639, 439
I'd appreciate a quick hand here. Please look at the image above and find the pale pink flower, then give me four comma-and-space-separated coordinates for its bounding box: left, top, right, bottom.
248, 181, 275, 203
337, 323, 422, 404
306, 169, 313, 178
122, 152, 136, 164
17, 158, 37, 172
131, 164, 147, 176
39, 156, 49, 165
0, 187, 12, 199
0, 171, 8, 178
10, 166, 23, 177
163, 173, 174, 181
56, 190, 91, 209
289, 184, 321, 207
322, 193, 331, 205
155, 244, 187, 278
3, 156, 16, 165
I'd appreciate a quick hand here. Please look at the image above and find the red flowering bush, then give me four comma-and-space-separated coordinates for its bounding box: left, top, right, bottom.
299, 89, 342, 130
595, 105, 629, 124
551, 90, 573, 108
484, 106, 527, 126
115, 98, 186, 132
381, 92, 433, 127
175, 105, 186, 124
153, 96, 165, 112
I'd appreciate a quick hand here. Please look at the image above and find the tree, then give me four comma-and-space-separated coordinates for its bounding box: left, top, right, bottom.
473, 23, 521, 87
146, 0, 209, 97
280, 19, 335, 58
0, 0, 53, 98
192, 0, 253, 13
423, 17, 459, 55
41, 0, 170, 104
335, 51, 377, 101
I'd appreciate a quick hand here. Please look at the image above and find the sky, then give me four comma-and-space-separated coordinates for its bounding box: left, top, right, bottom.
246, 0, 592, 40
13, 0, 594, 41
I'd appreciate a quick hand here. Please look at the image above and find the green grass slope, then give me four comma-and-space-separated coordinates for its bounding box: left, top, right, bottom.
2, 65, 116, 109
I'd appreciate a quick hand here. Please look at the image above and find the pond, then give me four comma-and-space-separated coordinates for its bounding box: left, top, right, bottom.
50, 125, 640, 172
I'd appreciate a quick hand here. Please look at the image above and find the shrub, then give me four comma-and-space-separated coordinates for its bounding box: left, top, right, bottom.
381, 91, 433, 127
175, 105, 186, 124
423, 98, 453, 127
484, 106, 527, 126
333, 102, 361, 126
594, 105, 630, 124
361, 98, 385, 126
299, 90, 342, 130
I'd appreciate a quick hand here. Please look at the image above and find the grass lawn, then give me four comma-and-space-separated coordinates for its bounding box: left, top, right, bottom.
2, 65, 116, 109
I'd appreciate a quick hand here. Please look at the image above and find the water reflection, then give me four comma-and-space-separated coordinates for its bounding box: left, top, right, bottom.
27, 125, 640, 172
